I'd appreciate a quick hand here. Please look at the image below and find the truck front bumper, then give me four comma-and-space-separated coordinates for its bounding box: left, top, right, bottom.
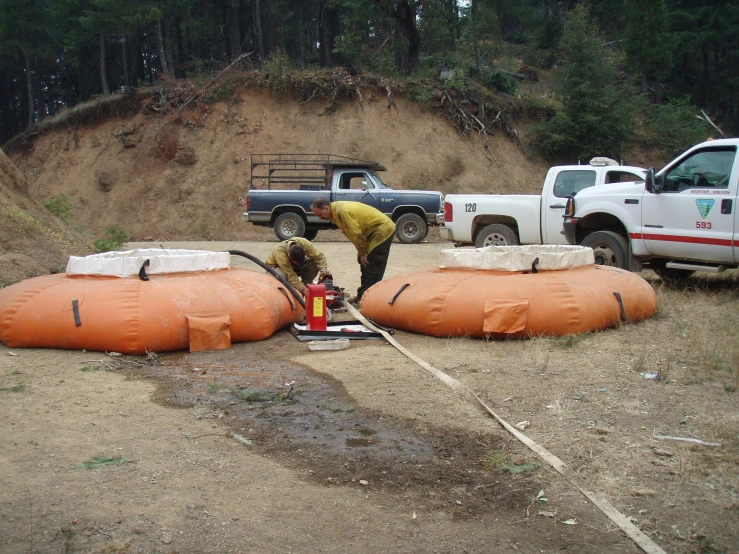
562, 217, 579, 245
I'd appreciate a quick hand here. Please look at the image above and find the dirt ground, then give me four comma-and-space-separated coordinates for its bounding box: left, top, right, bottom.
1, 239, 738, 554
0, 84, 736, 553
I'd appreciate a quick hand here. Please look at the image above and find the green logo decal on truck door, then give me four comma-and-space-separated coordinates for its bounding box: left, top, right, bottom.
695, 199, 715, 219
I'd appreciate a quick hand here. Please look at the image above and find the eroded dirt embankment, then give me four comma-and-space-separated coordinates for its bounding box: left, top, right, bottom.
7, 87, 550, 243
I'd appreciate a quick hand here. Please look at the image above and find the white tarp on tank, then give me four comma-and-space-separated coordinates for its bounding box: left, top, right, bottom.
439, 245, 595, 272
66, 249, 231, 277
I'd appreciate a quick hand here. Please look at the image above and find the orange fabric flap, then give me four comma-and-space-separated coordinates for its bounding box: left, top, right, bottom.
187, 312, 232, 353
483, 299, 529, 335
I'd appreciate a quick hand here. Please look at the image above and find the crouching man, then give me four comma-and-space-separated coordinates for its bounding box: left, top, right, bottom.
265, 238, 328, 295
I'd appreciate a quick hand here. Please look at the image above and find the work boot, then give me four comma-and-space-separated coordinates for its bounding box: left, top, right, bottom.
347, 295, 362, 306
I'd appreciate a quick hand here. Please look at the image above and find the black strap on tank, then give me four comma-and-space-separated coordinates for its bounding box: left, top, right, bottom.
523, 257, 540, 275
368, 318, 395, 335
72, 299, 81, 327
277, 287, 296, 310
612, 292, 627, 322
138, 259, 150, 281
389, 283, 411, 305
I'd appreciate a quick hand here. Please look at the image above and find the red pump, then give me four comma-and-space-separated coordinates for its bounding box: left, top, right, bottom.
305, 284, 327, 331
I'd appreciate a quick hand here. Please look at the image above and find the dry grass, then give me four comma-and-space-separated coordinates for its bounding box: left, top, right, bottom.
626, 274, 739, 390
151, 128, 180, 161
530, 337, 550, 371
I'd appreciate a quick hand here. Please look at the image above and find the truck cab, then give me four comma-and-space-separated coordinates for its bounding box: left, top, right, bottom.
563, 139, 739, 279
244, 154, 444, 243
440, 158, 645, 247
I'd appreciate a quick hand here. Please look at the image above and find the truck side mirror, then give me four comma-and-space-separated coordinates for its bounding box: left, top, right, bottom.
361, 181, 368, 191
644, 168, 660, 194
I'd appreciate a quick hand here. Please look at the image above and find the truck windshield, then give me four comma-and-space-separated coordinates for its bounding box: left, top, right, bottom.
369, 171, 392, 189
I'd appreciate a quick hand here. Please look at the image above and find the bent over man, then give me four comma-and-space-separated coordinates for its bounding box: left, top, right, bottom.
265, 237, 328, 295
311, 198, 395, 304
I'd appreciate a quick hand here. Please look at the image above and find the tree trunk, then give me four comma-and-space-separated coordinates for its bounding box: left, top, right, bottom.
392, 1, 421, 75
472, 0, 480, 76
175, 17, 186, 78
164, 18, 175, 76
228, 2, 241, 60
157, 19, 170, 76
100, 32, 111, 95
253, 0, 264, 62
34, 65, 47, 119
121, 35, 130, 88
24, 50, 34, 128
296, 3, 304, 68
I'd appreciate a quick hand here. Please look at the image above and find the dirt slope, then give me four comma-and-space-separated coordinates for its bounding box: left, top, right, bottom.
7, 86, 553, 242
0, 150, 92, 286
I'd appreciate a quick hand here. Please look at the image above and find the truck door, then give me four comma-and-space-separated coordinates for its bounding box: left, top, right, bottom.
333, 170, 381, 210
640, 145, 737, 263
542, 169, 597, 244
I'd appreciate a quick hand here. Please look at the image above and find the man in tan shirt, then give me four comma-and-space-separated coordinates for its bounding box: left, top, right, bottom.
265, 237, 328, 295
311, 198, 395, 304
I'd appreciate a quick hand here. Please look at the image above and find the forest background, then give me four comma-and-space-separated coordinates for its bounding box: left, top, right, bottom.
0, 0, 737, 162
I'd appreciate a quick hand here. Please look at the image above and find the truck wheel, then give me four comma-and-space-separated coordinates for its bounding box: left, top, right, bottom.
581, 231, 628, 269
274, 212, 306, 241
653, 265, 695, 285
303, 228, 319, 241
474, 224, 519, 248
395, 213, 428, 244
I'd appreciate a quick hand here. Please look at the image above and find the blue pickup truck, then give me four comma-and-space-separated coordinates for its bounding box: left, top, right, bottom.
243, 154, 445, 243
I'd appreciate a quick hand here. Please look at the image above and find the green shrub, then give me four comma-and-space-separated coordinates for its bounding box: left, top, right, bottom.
93, 226, 128, 253
407, 85, 433, 104
524, 50, 557, 70
482, 70, 518, 94
204, 81, 237, 104
445, 68, 468, 93
650, 97, 713, 158
264, 48, 292, 97
44, 194, 72, 222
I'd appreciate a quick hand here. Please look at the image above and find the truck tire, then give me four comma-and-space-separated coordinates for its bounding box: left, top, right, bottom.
581, 231, 628, 269
474, 224, 519, 248
303, 228, 319, 241
653, 265, 695, 285
274, 212, 306, 241
395, 213, 428, 244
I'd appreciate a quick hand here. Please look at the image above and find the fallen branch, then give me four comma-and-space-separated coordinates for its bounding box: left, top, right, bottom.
696, 109, 725, 137
652, 429, 721, 447
498, 69, 528, 80
153, 51, 253, 139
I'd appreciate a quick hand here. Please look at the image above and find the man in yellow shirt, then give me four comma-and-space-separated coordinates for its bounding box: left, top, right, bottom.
265, 237, 328, 295
311, 198, 395, 305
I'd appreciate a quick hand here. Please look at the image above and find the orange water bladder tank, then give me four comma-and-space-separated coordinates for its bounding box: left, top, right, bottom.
0, 249, 305, 354
360, 245, 657, 338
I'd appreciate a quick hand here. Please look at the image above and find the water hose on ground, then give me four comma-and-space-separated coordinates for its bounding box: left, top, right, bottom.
343, 301, 667, 554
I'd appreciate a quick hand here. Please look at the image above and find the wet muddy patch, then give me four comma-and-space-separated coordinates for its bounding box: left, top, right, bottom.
124, 349, 540, 517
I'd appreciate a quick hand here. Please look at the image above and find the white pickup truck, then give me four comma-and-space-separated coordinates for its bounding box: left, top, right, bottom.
440, 159, 646, 247
563, 138, 739, 280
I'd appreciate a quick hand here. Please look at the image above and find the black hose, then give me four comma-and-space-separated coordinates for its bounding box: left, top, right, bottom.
227, 249, 306, 310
